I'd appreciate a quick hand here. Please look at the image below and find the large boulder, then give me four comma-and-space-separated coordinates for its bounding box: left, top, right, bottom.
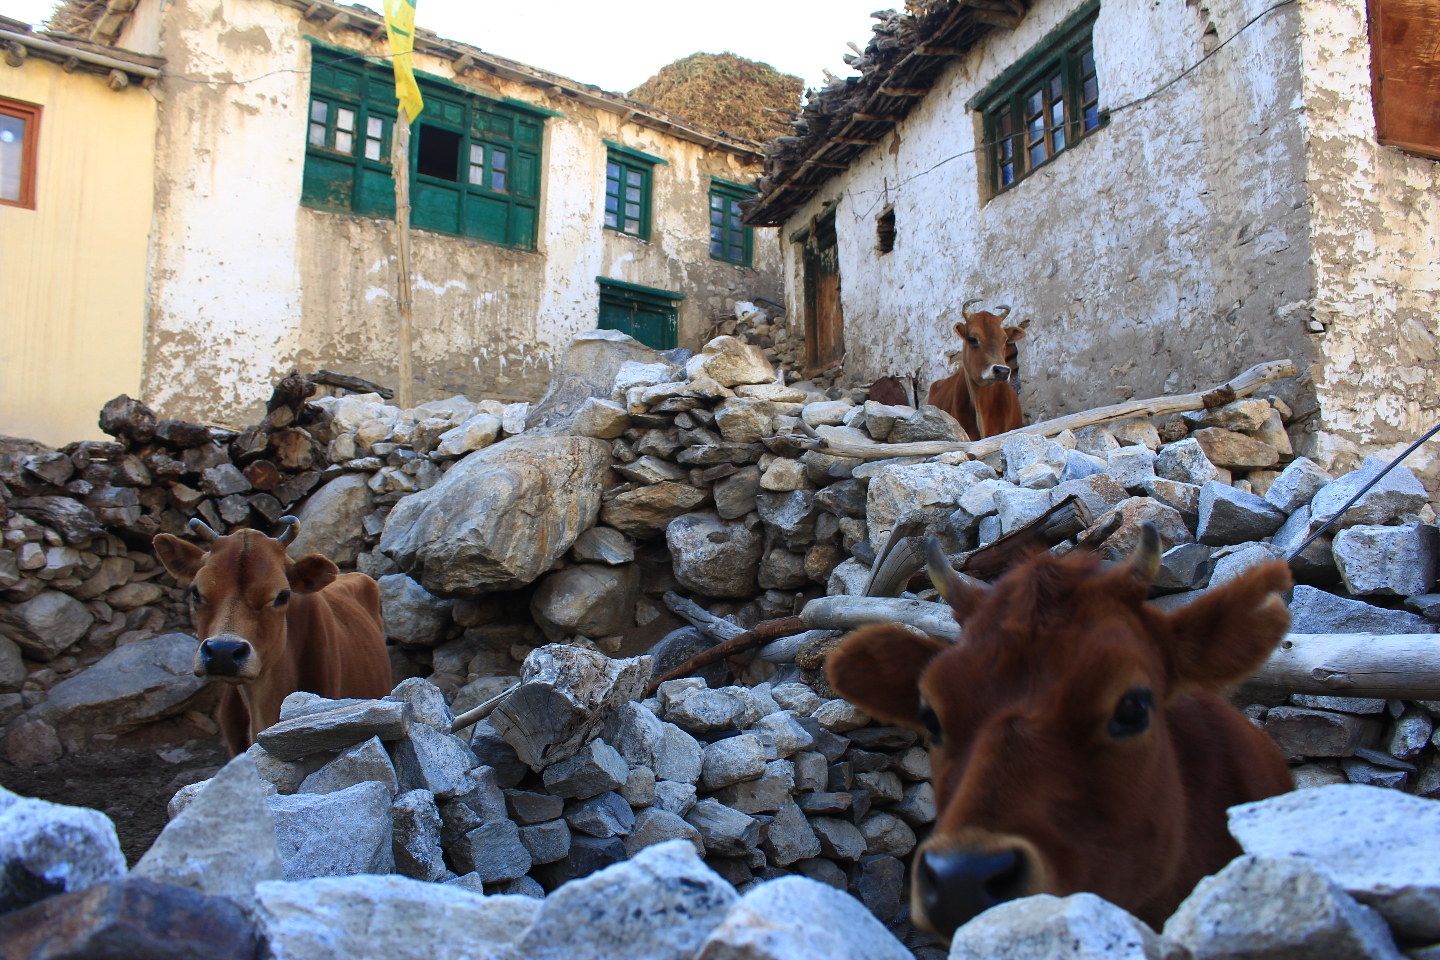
1332, 522, 1438, 597
666, 512, 763, 598
489, 645, 651, 770
1310, 457, 1429, 531
0, 786, 126, 913
132, 754, 283, 907
379, 574, 454, 646
379, 436, 610, 596
697, 875, 911, 960
29, 633, 214, 735
287, 474, 374, 566
1288, 585, 1434, 634
683, 336, 776, 387
516, 839, 736, 960
867, 462, 991, 548
265, 782, 394, 880
948, 892, 1159, 960
527, 330, 670, 435
600, 482, 710, 539
255, 875, 538, 960
531, 564, 639, 639
1228, 783, 1440, 942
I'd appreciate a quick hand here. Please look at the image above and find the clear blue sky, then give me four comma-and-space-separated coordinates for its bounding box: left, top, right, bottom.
0, 0, 884, 94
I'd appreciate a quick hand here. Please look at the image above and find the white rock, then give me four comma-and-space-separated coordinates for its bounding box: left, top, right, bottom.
950, 892, 1159, 960
571, 397, 631, 440
1160, 855, 1401, 960
516, 839, 737, 960
266, 781, 394, 880
434, 413, 503, 457
812, 699, 869, 732
1227, 783, 1440, 942
255, 874, 538, 960
0, 787, 125, 913
696, 875, 911, 960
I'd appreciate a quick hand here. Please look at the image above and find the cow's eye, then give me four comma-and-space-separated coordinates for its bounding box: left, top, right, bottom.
917, 701, 944, 746
1108, 688, 1154, 738
273, 590, 291, 607
967, 336, 980, 348
189, 585, 203, 604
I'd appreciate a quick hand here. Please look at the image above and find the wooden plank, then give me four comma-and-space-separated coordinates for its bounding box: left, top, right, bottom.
878, 86, 931, 97
791, 359, 1296, 460
853, 112, 905, 123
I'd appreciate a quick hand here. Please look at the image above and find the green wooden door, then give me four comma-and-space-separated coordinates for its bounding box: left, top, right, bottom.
598, 296, 677, 350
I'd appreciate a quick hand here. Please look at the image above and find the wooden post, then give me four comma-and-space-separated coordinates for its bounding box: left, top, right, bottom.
391, 113, 415, 411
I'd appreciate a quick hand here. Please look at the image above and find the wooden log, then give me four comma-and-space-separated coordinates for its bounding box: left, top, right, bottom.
662, 591, 745, 641
306, 370, 395, 400
1239, 633, 1440, 700
448, 686, 517, 734
958, 495, 1091, 581
789, 360, 1296, 461
800, 596, 961, 641
756, 629, 839, 664
643, 616, 808, 696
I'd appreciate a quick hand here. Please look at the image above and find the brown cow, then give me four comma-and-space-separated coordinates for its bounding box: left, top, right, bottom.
927, 298, 1028, 440
153, 517, 390, 755
827, 526, 1292, 940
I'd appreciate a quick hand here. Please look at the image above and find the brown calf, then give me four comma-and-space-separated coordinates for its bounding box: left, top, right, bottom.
927, 298, 1028, 440
827, 526, 1292, 940
153, 518, 390, 755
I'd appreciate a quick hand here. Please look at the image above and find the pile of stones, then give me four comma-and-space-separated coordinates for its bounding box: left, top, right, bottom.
2, 691, 1436, 959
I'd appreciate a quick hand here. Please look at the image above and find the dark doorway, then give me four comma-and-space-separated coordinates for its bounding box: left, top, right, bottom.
416, 125, 461, 181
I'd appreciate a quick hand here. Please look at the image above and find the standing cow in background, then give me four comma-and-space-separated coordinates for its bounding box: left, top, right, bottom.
926, 298, 1029, 440
153, 517, 390, 755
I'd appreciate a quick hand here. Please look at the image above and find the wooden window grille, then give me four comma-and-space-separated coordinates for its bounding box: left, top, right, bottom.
981, 14, 1104, 195
605, 153, 653, 240
301, 42, 545, 250
709, 179, 755, 265
0, 97, 41, 209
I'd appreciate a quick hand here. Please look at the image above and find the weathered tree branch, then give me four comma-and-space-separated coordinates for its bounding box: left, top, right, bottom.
1239, 632, 1440, 700
643, 616, 808, 696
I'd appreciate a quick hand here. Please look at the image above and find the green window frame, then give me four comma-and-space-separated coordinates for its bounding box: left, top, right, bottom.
708, 178, 755, 266
597, 277, 683, 350
604, 150, 656, 241
979, 10, 1103, 194
301, 43, 545, 250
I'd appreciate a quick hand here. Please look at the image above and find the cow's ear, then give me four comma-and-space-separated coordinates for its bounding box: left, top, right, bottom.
1004, 325, 1027, 343
953, 320, 968, 339
153, 534, 207, 581
1154, 560, 1292, 693
827, 624, 948, 729
288, 554, 338, 594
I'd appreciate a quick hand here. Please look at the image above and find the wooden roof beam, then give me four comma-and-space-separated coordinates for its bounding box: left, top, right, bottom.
878, 86, 930, 97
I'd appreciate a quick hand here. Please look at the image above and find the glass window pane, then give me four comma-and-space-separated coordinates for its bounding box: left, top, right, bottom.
491, 171, 506, 192
711, 195, 723, 209
336, 108, 355, 132
308, 122, 327, 146
625, 203, 640, 218
310, 100, 327, 122
711, 226, 723, 241
730, 244, 743, 261
605, 211, 618, 227
1050, 73, 1063, 101
711, 240, 723, 256
335, 131, 353, 153
1081, 48, 1095, 75
365, 139, 382, 160
469, 164, 484, 185
1051, 100, 1066, 150
1029, 141, 1046, 166
607, 163, 620, 179
605, 195, 619, 212
1028, 115, 1044, 141
1026, 90, 1043, 116
1001, 163, 1014, 186
626, 169, 642, 186
730, 216, 742, 230
492, 151, 507, 170
368, 116, 383, 137
1084, 105, 1100, 129
998, 106, 1012, 136
0, 113, 24, 202
469, 144, 484, 164
711, 209, 723, 225
624, 219, 639, 233
626, 186, 640, 202
1053, 124, 1066, 152
1083, 76, 1098, 103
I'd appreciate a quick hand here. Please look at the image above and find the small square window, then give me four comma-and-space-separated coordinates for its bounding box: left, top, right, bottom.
708, 182, 753, 266
0, 98, 40, 209
605, 151, 653, 239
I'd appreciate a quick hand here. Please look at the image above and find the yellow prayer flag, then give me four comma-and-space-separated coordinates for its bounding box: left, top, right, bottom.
383, 0, 424, 122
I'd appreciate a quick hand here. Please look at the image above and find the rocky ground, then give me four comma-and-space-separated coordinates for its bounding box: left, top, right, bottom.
3, 319, 1440, 957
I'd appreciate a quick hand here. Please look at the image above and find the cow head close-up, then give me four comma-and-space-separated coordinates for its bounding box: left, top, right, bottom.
152, 517, 338, 685
955, 297, 1028, 386
827, 525, 1294, 940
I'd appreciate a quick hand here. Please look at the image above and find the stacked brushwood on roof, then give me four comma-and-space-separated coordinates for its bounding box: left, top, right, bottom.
628, 52, 804, 143
744, 0, 1022, 226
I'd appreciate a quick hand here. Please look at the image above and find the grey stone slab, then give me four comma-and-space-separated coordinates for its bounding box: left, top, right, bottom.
809, 816, 866, 861
1197, 481, 1285, 546
1264, 707, 1378, 760
565, 790, 634, 838
686, 799, 761, 857
541, 738, 628, 799
1310, 457, 1429, 532
1288, 585, 1435, 634
951, 891, 1160, 960
625, 808, 704, 858
265, 781, 394, 880
257, 700, 411, 761
760, 800, 820, 866
452, 819, 532, 882
1265, 457, 1334, 514
390, 788, 449, 883
390, 721, 477, 799
519, 819, 572, 865
700, 734, 767, 791
1333, 522, 1439, 597
299, 736, 398, 797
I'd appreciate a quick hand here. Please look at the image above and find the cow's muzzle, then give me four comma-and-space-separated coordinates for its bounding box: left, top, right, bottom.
194, 635, 256, 681
981, 364, 1012, 382
914, 845, 1031, 940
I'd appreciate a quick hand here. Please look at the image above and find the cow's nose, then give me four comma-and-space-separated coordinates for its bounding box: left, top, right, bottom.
989, 364, 1011, 381
198, 638, 251, 676
916, 847, 1028, 939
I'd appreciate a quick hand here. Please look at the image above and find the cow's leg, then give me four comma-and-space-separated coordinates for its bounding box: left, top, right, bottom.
215, 686, 250, 756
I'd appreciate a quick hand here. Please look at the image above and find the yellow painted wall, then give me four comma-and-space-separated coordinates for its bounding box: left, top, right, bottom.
0, 58, 156, 447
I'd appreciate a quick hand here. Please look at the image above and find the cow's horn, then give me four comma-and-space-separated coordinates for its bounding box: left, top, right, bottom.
961, 297, 983, 320
924, 535, 988, 610
993, 304, 1012, 319
188, 518, 219, 542
1126, 522, 1163, 584
276, 516, 300, 546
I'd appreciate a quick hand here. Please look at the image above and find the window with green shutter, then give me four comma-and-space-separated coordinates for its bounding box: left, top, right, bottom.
603, 143, 663, 240
301, 43, 545, 250
708, 178, 755, 266
597, 278, 682, 350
